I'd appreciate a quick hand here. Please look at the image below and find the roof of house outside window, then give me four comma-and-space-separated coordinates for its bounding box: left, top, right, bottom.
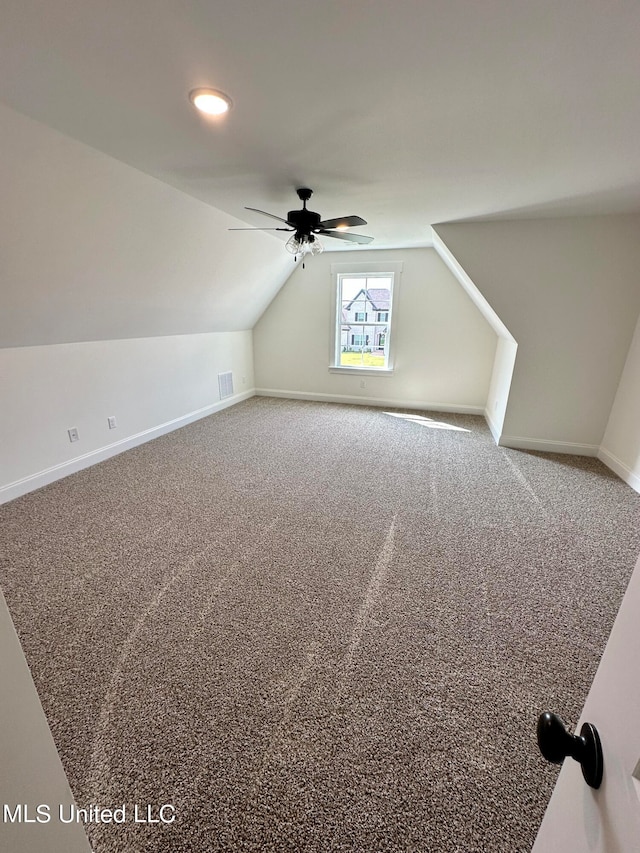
345, 288, 390, 312
366, 289, 390, 309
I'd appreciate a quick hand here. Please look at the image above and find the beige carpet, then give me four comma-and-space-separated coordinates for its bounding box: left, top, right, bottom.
2, 397, 639, 852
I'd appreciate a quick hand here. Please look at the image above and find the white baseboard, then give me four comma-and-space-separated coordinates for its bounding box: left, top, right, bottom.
498, 434, 599, 456
7, 390, 635, 504
0, 390, 255, 505
254, 388, 485, 415
598, 447, 640, 494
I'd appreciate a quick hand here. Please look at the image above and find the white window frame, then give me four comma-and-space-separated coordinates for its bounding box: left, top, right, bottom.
329, 261, 402, 375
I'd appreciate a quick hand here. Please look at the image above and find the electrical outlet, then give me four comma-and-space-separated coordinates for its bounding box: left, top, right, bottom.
242, 376, 246, 385
360, 379, 366, 389
108, 416, 117, 429
68, 427, 79, 443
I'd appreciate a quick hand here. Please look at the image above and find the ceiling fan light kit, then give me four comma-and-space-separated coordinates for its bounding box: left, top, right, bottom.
285, 232, 323, 257
230, 187, 373, 266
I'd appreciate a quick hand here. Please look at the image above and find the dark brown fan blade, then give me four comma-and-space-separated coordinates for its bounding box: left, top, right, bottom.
245, 207, 292, 225
318, 229, 374, 244
317, 215, 367, 229
229, 227, 293, 231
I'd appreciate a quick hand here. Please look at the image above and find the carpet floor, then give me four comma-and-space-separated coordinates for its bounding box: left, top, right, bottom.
1, 397, 639, 852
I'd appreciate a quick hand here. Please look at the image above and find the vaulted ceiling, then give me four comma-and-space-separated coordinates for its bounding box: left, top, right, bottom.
2, 0, 640, 251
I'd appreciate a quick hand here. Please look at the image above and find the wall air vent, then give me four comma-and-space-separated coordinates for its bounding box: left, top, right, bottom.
218, 371, 234, 400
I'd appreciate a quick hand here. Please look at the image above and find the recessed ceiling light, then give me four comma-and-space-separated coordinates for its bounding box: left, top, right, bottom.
189, 88, 232, 116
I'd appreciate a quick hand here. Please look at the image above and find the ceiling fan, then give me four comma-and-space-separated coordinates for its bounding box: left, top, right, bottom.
230, 187, 373, 262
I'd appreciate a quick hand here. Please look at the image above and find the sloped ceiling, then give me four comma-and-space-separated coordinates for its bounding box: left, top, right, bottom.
0, 102, 295, 346
2, 0, 640, 251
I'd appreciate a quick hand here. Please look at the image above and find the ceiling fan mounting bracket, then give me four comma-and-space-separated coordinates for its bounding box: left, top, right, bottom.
296, 187, 313, 204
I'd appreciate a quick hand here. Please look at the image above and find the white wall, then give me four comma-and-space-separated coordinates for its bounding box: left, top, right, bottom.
431, 230, 517, 441
0, 331, 253, 503
599, 312, 640, 492
253, 248, 497, 412
434, 216, 640, 453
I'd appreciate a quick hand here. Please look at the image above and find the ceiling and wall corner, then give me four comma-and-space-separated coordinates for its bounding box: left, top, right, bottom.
431, 229, 517, 441
0, 101, 294, 348
433, 216, 640, 458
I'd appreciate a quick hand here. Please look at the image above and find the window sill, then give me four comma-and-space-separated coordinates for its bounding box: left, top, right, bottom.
329, 366, 394, 377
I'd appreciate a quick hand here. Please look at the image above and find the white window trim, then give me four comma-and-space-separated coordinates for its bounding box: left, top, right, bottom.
329, 261, 402, 375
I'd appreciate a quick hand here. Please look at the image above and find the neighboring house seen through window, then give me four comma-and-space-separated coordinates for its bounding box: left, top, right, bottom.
334, 271, 396, 370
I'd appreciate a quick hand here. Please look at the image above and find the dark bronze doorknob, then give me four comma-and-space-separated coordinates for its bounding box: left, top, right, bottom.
537, 711, 603, 789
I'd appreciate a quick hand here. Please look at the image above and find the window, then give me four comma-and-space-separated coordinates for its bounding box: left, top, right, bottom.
330, 262, 402, 372
351, 334, 370, 346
